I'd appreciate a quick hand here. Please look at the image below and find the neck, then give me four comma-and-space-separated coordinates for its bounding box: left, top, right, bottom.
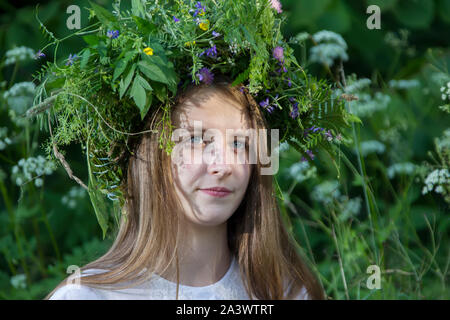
159, 220, 232, 287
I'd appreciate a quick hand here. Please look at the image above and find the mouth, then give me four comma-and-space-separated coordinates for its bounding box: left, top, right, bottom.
199, 187, 232, 198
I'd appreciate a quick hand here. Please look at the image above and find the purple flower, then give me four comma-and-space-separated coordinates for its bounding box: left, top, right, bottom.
197, 67, 214, 84
199, 44, 217, 58
273, 46, 284, 63
193, 1, 206, 17
287, 77, 292, 87
259, 98, 270, 108
324, 130, 333, 141
259, 98, 275, 113
290, 102, 299, 119
65, 53, 78, 66
212, 31, 220, 37
301, 149, 315, 162
34, 50, 45, 60
173, 16, 180, 22
270, 0, 283, 14
107, 30, 120, 39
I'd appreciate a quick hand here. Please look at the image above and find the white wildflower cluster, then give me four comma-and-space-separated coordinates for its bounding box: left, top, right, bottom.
62, 186, 87, 209
4, 46, 35, 66
309, 30, 348, 67
389, 79, 420, 90
440, 82, 450, 101
0, 127, 13, 150
344, 78, 371, 94
387, 162, 416, 179
436, 129, 450, 150
287, 160, 317, 183
289, 32, 309, 45
357, 140, 386, 157
351, 92, 391, 117
311, 180, 341, 204
338, 196, 362, 221
11, 156, 56, 187
422, 169, 449, 196
274, 141, 290, 154
3, 81, 36, 126
10, 274, 27, 289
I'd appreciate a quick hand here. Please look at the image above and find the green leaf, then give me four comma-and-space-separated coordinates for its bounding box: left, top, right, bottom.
130, 74, 153, 116
140, 93, 153, 120
89, 1, 117, 26
138, 59, 170, 85
132, 15, 157, 34
120, 64, 136, 99
113, 52, 136, 82
345, 112, 362, 125
83, 35, 99, 46
131, 0, 146, 18
80, 49, 91, 69
231, 67, 250, 87
86, 139, 109, 239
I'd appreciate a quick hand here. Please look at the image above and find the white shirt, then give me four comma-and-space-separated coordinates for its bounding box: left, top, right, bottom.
49, 256, 310, 300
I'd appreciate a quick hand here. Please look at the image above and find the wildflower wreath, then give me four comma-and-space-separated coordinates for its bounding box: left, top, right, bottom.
29, 0, 357, 236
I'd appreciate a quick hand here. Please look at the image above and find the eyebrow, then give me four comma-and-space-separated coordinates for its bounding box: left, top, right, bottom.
183, 126, 249, 134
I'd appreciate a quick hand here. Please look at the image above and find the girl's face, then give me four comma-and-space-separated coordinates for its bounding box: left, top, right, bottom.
170, 89, 252, 227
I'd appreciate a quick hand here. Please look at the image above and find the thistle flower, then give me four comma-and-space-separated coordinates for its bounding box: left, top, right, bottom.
106, 30, 120, 39
273, 46, 284, 63
269, 0, 283, 14
197, 67, 214, 84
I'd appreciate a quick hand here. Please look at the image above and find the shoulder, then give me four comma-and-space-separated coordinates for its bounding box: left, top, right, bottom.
48, 284, 104, 300
48, 268, 109, 300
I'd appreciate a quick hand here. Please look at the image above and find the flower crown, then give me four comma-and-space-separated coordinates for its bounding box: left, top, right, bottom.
29, 0, 356, 237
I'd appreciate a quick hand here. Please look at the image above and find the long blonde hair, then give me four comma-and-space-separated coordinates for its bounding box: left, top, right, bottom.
45, 76, 325, 300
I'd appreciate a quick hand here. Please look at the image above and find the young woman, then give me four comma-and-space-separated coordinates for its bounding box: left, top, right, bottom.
46, 76, 324, 300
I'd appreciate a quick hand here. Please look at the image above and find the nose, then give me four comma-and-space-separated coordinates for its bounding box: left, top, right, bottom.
205, 140, 233, 178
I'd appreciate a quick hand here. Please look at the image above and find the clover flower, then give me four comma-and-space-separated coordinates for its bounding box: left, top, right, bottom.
273, 46, 284, 63
106, 30, 120, 39
197, 67, 214, 84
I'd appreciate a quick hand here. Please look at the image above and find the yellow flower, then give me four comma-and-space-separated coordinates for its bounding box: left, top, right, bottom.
143, 47, 154, 56
199, 20, 209, 31
184, 41, 196, 47
199, 10, 205, 16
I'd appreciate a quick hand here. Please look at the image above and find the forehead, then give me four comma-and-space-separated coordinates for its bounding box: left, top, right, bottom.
172, 88, 251, 130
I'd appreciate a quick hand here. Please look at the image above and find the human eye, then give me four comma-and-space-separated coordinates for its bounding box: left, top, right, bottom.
232, 137, 247, 151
